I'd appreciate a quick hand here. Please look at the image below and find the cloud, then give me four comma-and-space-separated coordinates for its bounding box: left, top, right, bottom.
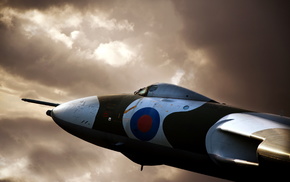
0, 0, 190, 103
2, 0, 289, 181
94, 41, 138, 67
0, 117, 102, 181
0, 0, 111, 11
173, 0, 290, 115
171, 69, 185, 85
89, 14, 134, 31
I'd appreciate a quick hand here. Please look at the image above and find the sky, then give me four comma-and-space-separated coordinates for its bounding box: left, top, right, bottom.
0, 0, 290, 181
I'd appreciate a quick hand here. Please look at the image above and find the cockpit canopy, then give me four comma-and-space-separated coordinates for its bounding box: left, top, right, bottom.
134, 83, 217, 102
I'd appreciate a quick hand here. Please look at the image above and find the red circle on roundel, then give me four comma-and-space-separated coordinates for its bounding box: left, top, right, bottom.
137, 115, 153, 133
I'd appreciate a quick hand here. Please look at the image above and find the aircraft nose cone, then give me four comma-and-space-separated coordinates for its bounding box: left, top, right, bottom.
52, 96, 99, 128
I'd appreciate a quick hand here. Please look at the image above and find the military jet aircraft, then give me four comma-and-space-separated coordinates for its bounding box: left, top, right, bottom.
22, 83, 290, 181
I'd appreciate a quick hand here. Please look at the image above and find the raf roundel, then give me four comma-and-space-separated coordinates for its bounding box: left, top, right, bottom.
130, 107, 160, 141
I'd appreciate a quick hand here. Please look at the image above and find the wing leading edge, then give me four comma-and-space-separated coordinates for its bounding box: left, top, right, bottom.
206, 113, 290, 168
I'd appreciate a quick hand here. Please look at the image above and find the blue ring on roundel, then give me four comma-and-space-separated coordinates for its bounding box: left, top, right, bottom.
130, 107, 160, 141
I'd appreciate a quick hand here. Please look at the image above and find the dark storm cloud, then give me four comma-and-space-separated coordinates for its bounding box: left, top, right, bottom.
0, 0, 183, 99
0, 25, 104, 94
0, 117, 103, 180
153, 170, 229, 182
4, 0, 289, 181
174, 0, 290, 115
0, 15, 133, 97
1, 0, 111, 10
0, 117, 54, 155
0, 117, 100, 158
0, 179, 23, 182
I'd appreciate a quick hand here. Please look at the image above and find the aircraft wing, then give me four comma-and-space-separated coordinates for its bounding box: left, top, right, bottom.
206, 113, 290, 167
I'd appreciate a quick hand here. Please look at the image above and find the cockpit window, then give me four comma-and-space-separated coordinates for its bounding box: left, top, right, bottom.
134, 85, 158, 96
148, 85, 158, 92
134, 87, 148, 96
134, 83, 216, 102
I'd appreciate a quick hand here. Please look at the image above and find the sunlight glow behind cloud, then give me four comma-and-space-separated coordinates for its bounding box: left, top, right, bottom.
171, 69, 185, 85
94, 41, 137, 66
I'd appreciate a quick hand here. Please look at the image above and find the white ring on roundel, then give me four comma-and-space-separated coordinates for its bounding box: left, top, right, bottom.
123, 97, 206, 148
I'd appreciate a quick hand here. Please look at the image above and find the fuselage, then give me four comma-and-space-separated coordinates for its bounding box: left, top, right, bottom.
24, 83, 290, 181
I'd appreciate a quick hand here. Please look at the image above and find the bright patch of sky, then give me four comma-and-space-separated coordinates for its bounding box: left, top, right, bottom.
94, 41, 136, 66
0, 6, 134, 53
171, 69, 185, 85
